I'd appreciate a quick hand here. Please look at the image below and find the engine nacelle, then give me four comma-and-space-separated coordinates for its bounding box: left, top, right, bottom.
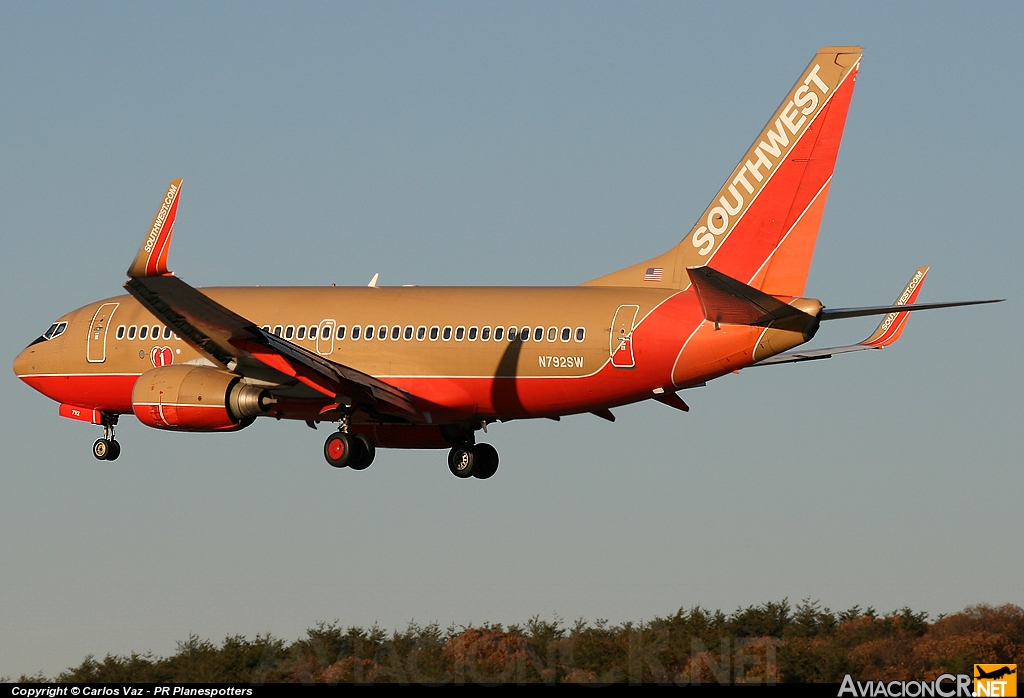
132, 365, 271, 432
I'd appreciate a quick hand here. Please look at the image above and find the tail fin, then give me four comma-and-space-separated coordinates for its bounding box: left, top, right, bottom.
584, 47, 862, 293
128, 178, 182, 278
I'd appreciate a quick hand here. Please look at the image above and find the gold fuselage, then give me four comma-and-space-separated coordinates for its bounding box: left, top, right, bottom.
15, 284, 803, 426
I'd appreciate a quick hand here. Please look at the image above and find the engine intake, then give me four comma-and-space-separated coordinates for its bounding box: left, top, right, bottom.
132, 365, 272, 432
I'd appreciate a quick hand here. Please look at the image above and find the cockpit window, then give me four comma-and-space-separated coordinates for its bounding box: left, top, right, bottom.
43, 322, 67, 340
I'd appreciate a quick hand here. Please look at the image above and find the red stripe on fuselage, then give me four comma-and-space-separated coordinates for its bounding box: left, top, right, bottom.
18, 374, 138, 413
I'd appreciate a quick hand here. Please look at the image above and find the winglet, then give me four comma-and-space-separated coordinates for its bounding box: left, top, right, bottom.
861, 266, 929, 347
128, 178, 182, 278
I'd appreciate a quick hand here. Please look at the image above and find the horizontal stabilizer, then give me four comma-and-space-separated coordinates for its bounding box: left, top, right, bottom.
820, 298, 1002, 321
686, 266, 814, 327
755, 266, 1003, 366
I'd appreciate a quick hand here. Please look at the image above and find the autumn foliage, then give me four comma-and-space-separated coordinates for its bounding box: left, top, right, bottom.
19, 602, 1024, 684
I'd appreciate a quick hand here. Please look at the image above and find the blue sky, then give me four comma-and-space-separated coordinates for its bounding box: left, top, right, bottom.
1, 1, 1021, 678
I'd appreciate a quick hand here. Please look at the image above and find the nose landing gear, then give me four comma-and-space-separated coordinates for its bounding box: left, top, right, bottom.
93, 413, 120, 461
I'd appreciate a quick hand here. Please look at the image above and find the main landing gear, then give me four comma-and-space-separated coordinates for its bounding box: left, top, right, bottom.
448, 442, 499, 480
321, 417, 499, 479
93, 413, 120, 461
323, 431, 376, 471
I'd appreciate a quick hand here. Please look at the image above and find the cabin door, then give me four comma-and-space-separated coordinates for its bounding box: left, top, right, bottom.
609, 304, 639, 368
87, 302, 119, 363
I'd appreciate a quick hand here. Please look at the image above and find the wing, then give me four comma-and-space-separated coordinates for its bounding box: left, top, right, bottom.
754, 266, 932, 366
124, 180, 418, 421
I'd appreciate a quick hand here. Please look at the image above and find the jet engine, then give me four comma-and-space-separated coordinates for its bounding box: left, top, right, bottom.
132, 365, 272, 431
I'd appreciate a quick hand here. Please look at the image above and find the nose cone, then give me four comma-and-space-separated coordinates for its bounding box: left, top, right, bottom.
13, 340, 41, 380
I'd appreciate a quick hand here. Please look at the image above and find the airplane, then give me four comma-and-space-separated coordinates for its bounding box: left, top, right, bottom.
975, 666, 1016, 681
13, 46, 1002, 479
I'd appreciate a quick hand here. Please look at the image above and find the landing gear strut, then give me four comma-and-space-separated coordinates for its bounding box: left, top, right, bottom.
93, 413, 120, 461
448, 442, 499, 479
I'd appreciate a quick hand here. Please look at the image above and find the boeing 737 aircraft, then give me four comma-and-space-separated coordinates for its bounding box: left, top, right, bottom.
13, 47, 1001, 479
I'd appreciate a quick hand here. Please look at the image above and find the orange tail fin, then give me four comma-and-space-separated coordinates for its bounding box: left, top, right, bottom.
585, 47, 862, 293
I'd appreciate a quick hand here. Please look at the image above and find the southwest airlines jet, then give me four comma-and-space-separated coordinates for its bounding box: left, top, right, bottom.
13, 47, 1000, 478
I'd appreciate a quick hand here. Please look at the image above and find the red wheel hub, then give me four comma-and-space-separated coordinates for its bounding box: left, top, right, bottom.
328, 438, 345, 460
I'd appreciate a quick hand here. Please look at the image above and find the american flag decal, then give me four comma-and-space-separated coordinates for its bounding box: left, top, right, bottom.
644, 267, 663, 282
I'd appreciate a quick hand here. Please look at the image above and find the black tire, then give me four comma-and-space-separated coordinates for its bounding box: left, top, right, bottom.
324, 432, 355, 468
471, 443, 499, 479
448, 443, 476, 478
348, 434, 375, 471
93, 439, 110, 460
105, 440, 121, 461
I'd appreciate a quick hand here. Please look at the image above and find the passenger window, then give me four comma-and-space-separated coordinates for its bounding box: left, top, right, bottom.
507, 327, 517, 341
391, 325, 400, 340
364, 325, 374, 341
575, 327, 586, 342
442, 326, 453, 341
285, 326, 295, 340
455, 326, 465, 341
494, 327, 503, 341
273, 325, 283, 337
378, 326, 388, 340
521, 326, 530, 342
337, 325, 346, 340
430, 326, 439, 340
468, 326, 478, 341
482, 327, 491, 341
128, 325, 137, 340
351, 326, 361, 340
310, 325, 318, 340
404, 326, 413, 340
534, 327, 543, 342
261, 325, 270, 333
163, 326, 172, 340
561, 327, 571, 342
297, 326, 306, 340
547, 326, 557, 341
116, 325, 126, 340
152, 325, 160, 338
140, 325, 149, 340
417, 326, 426, 340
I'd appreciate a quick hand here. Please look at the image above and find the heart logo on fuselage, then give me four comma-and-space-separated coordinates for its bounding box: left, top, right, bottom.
151, 346, 173, 367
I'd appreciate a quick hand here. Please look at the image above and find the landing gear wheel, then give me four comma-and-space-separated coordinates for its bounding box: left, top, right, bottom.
471, 443, 498, 479
105, 440, 121, 461
347, 434, 376, 471
448, 442, 476, 478
93, 439, 111, 461
324, 432, 355, 468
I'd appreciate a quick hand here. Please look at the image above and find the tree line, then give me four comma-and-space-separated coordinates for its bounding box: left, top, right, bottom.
13, 601, 1023, 684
